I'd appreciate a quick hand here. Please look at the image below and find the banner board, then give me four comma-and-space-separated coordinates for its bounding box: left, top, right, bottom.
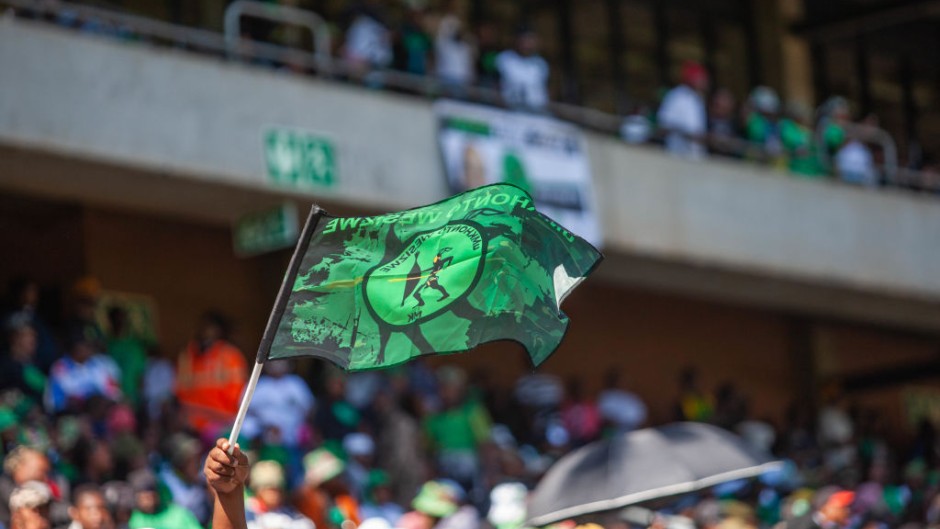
233, 203, 300, 257
434, 100, 602, 247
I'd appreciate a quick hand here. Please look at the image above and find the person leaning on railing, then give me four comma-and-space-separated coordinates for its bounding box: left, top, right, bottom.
656, 61, 709, 160
779, 101, 825, 178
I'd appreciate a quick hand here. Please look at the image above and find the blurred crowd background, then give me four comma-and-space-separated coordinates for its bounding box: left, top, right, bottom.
2, 1, 940, 529
3, 276, 940, 529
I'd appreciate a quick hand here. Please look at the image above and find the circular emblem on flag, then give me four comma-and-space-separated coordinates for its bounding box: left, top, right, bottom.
363, 221, 487, 327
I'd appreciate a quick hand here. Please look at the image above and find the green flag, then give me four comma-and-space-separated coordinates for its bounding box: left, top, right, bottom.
266, 184, 602, 370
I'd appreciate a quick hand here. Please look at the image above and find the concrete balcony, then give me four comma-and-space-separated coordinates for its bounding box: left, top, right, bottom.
2, 18, 939, 332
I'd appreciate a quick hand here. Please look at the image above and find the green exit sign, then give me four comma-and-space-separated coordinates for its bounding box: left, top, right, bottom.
264, 128, 337, 188
233, 203, 299, 257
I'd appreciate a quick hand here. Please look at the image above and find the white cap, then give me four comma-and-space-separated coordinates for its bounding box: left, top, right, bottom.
9, 481, 51, 511
360, 518, 393, 529
343, 433, 375, 457
488, 483, 528, 527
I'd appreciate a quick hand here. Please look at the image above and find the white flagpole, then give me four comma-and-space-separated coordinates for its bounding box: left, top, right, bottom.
226, 360, 263, 454
224, 205, 323, 456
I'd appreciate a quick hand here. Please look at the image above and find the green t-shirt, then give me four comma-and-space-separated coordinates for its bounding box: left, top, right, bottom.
424, 399, 492, 453
823, 122, 846, 153
745, 113, 786, 169
22, 365, 46, 402
746, 112, 773, 144
107, 335, 148, 406
779, 118, 822, 177
129, 504, 202, 529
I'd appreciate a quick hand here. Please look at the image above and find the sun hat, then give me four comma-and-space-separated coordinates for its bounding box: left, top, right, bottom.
9, 481, 52, 510
487, 482, 528, 529
250, 460, 286, 491
303, 448, 345, 486
412, 481, 459, 518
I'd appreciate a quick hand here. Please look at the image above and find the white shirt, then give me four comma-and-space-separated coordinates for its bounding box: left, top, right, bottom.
836, 140, 876, 186
160, 464, 209, 524
496, 50, 549, 109
344, 15, 392, 67
657, 84, 707, 159
143, 358, 175, 419
45, 355, 122, 412
243, 374, 315, 446
598, 389, 647, 431
436, 15, 475, 84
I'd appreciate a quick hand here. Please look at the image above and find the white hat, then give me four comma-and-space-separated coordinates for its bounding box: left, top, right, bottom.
750, 86, 780, 114
488, 483, 528, 528
9, 481, 51, 511
250, 460, 286, 491
343, 433, 375, 457
360, 518, 393, 529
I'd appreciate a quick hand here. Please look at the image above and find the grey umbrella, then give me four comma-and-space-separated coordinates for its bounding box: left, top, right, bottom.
526, 422, 781, 526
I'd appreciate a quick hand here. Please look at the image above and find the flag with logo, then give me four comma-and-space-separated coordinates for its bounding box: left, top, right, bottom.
264, 184, 602, 370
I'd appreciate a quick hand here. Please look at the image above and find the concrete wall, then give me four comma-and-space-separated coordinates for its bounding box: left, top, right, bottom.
2, 19, 940, 331
0, 194, 85, 290
0, 19, 447, 212
590, 136, 940, 301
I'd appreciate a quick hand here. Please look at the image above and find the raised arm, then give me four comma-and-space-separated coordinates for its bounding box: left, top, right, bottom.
204, 438, 250, 529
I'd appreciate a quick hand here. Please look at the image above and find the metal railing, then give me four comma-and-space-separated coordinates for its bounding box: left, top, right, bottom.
816, 117, 899, 179
2, 0, 229, 53
223, 0, 331, 73
2, 0, 937, 194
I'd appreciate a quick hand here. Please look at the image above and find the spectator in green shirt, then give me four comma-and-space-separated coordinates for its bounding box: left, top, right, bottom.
745, 86, 784, 167
0, 316, 47, 408
106, 307, 147, 409
780, 101, 823, 178
423, 367, 491, 492
127, 469, 202, 529
819, 96, 852, 169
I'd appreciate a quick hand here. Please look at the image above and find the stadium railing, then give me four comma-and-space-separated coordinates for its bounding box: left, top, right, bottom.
223, 0, 332, 74
2, 0, 936, 194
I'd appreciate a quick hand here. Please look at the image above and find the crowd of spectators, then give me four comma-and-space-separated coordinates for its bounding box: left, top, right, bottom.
642, 61, 915, 187
297, 0, 551, 110
8, 0, 939, 190
2, 275, 940, 529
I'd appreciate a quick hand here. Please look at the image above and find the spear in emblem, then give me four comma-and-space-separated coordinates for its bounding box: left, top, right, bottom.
401, 252, 423, 306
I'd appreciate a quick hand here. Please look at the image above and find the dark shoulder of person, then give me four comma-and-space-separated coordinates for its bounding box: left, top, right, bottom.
0, 357, 25, 389
785, 513, 819, 529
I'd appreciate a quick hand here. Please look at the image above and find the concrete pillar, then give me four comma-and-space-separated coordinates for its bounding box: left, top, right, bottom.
777, 0, 816, 106
748, 0, 816, 107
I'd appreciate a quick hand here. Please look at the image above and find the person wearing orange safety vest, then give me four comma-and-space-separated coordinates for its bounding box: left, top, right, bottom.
175, 312, 247, 436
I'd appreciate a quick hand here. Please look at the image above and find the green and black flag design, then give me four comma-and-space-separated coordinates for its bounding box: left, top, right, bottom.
266, 184, 602, 371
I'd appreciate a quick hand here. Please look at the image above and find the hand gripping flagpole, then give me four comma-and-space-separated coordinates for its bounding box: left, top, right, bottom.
227, 205, 323, 454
